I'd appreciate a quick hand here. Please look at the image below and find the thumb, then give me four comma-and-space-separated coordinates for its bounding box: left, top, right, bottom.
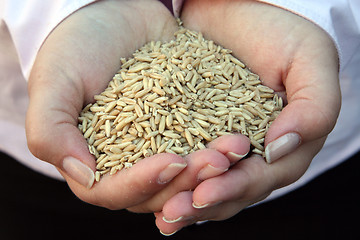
26, 67, 96, 188
25, 0, 180, 191
264, 34, 341, 163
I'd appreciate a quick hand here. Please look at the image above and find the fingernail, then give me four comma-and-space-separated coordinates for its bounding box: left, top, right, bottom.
192, 201, 222, 209
192, 202, 209, 209
265, 132, 301, 163
197, 164, 228, 181
225, 151, 248, 162
163, 216, 184, 223
158, 162, 187, 184
62, 156, 95, 189
160, 230, 178, 236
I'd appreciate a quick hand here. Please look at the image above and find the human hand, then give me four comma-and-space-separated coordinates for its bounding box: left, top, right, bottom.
155, 0, 341, 234
26, 0, 233, 212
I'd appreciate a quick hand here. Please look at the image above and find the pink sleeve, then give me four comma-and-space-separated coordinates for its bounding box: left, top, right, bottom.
174, 0, 360, 72
258, 0, 360, 72
0, 0, 97, 79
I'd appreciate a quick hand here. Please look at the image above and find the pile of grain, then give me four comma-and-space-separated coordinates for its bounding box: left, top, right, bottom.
78, 26, 283, 181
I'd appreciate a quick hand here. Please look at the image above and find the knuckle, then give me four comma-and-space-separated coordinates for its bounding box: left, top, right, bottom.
26, 128, 47, 160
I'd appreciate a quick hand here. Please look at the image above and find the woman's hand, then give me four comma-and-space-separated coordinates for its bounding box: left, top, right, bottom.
156, 0, 341, 234
26, 0, 191, 212
26, 0, 251, 213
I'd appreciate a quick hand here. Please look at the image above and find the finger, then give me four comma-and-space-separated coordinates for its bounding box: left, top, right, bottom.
184, 149, 230, 182
161, 191, 197, 223
207, 134, 250, 163
26, 72, 97, 188
62, 153, 187, 210
127, 148, 230, 213
156, 140, 325, 234
265, 60, 340, 164
262, 17, 340, 163
191, 156, 269, 209
156, 211, 193, 236
155, 191, 196, 236
157, 191, 251, 235
157, 194, 253, 235
192, 138, 325, 209
157, 138, 323, 233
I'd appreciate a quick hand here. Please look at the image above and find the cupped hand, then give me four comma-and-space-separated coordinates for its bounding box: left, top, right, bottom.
26, 0, 225, 212
156, 0, 341, 234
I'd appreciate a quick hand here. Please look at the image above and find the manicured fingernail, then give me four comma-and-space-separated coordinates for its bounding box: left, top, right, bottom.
62, 156, 95, 189
265, 132, 301, 163
197, 164, 228, 181
158, 162, 187, 184
160, 230, 178, 236
192, 201, 222, 209
192, 202, 209, 209
225, 151, 248, 162
163, 216, 184, 223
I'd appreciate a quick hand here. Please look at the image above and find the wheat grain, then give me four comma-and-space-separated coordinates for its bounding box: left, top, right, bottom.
78, 24, 283, 180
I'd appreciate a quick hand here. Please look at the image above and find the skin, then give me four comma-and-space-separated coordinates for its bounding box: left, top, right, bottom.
25, 0, 341, 235
155, 0, 341, 234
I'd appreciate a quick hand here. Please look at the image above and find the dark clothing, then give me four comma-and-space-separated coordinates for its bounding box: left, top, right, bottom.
1, 150, 359, 240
